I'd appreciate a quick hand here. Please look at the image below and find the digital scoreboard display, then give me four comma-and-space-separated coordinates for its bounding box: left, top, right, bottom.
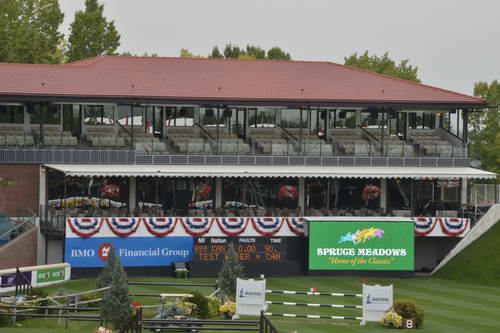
193, 237, 288, 262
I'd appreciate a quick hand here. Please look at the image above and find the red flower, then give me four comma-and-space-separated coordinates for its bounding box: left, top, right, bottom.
132, 301, 141, 307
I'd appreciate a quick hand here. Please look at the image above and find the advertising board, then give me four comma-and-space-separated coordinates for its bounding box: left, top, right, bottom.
308, 221, 414, 271
65, 236, 193, 268
236, 278, 266, 316
36, 267, 65, 283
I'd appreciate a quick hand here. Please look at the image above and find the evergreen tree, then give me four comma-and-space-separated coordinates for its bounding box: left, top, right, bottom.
0, 0, 64, 64
209, 46, 223, 58
67, 0, 120, 62
100, 246, 133, 330
96, 245, 121, 288
217, 242, 244, 298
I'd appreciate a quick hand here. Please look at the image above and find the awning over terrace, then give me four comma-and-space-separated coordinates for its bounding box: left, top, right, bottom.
44, 164, 497, 179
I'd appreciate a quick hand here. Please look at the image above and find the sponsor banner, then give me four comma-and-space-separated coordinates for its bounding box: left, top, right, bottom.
308, 221, 414, 271
363, 284, 393, 322
65, 237, 193, 267
37, 267, 65, 284
0, 271, 32, 289
236, 278, 266, 316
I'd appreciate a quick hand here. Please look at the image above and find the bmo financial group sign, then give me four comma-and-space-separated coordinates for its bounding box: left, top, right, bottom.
64, 218, 193, 268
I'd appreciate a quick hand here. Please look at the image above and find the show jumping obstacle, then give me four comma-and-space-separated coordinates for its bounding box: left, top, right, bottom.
264, 289, 363, 321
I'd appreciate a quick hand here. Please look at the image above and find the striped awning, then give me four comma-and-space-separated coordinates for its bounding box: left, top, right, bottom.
44, 164, 497, 179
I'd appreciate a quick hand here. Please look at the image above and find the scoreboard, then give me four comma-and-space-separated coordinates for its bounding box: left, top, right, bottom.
193, 237, 288, 262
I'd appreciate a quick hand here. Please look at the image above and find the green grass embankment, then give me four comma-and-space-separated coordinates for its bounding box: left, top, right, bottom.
433, 219, 500, 287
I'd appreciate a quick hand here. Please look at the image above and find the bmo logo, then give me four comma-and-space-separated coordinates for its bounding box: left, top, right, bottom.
98, 243, 113, 262
70, 248, 95, 258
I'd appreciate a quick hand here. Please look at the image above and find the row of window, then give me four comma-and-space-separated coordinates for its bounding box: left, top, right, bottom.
0, 104, 450, 131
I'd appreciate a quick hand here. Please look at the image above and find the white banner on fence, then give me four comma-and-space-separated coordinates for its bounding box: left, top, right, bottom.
236, 278, 266, 315
362, 284, 393, 322
0, 263, 71, 294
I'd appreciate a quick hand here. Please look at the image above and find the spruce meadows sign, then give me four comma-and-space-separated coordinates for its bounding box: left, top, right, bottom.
308, 221, 414, 271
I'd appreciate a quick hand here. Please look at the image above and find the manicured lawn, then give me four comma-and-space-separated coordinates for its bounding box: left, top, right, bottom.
2, 276, 500, 332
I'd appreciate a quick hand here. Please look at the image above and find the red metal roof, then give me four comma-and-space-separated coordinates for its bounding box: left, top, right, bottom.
0, 56, 486, 106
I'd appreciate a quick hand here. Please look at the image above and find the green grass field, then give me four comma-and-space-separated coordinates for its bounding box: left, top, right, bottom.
2, 275, 500, 333
433, 219, 500, 287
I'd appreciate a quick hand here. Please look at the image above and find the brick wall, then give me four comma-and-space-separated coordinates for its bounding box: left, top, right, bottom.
0, 226, 38, 270
0, 164, 40, 216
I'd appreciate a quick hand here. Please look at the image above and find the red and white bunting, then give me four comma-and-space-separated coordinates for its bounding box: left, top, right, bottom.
252, 217, 284, 236
285, 217, 305, 236
66, 217, 104, 238
217, 217, 249, 236
180, 217, 215, 236
106, 217, 142, 237
143, 217, 178, 237
412, 217, 438, 237
439, 218, 469, 237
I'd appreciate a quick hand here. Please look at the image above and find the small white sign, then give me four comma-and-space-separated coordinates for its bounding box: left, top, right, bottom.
362, 284, 393, 322
236, 278, 266, 315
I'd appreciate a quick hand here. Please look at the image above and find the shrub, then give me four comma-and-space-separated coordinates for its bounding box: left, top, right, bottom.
381, 307, 402, 328
185, 291, 209, 319
206, 296, 221, 318
393, 299, 424, 328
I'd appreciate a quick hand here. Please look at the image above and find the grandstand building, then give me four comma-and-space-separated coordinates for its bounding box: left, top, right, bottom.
0, 56, 496, 275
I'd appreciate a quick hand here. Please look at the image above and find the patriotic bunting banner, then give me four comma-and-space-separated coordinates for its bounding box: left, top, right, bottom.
252, 217, 284, 236
440, 218, 470, 237
67, 216, 470, 238
285, 217, 305, 236
107, 217, 142, 237
143, 217, 178, 237
180, 217, 215, 236
413, 217, 438, 237
67, 217, 104, 238
217, 217, 249, 236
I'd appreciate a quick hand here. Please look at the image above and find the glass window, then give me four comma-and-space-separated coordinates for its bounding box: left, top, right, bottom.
280, 108, 307, 128
329, 109, 356, 128
409, 111, 436, 130
0, 105, 24, 124
84, 105, 114, 125
165, 106, 195, 127
30, 104, 61, 125
361, 111, 385, 129
248, 108, 276, 128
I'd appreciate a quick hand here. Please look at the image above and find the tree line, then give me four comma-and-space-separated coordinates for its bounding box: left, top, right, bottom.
0, 0, 497, 177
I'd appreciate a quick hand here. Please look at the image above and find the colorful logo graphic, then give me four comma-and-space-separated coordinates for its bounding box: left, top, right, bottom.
98, 243, 113, 261
338, 227, 384, 245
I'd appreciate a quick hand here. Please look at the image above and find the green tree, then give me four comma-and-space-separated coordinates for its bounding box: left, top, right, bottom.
179, 48, 202, 58
267, 46, 291, 60
67, 0, 120, 62
217, 242, 244, 298
0, 0, 64, 64
100, 246, 132, 330
344, 51, 420, 83
470, 80, 500, 177
209, 46, 223, 59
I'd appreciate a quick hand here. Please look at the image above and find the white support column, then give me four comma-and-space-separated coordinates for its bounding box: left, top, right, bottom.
215, 177, 222, 208
298, 177, 305, 215
380, 179, 387, 213
129, 176, 137, 211
461, 179, 467, 205
39, 166, 47, 214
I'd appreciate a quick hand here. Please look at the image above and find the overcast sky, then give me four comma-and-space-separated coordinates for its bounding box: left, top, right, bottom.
58, 0, 500, 96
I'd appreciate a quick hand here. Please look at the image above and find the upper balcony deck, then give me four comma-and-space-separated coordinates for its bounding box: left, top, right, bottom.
0, 103, 470, 166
